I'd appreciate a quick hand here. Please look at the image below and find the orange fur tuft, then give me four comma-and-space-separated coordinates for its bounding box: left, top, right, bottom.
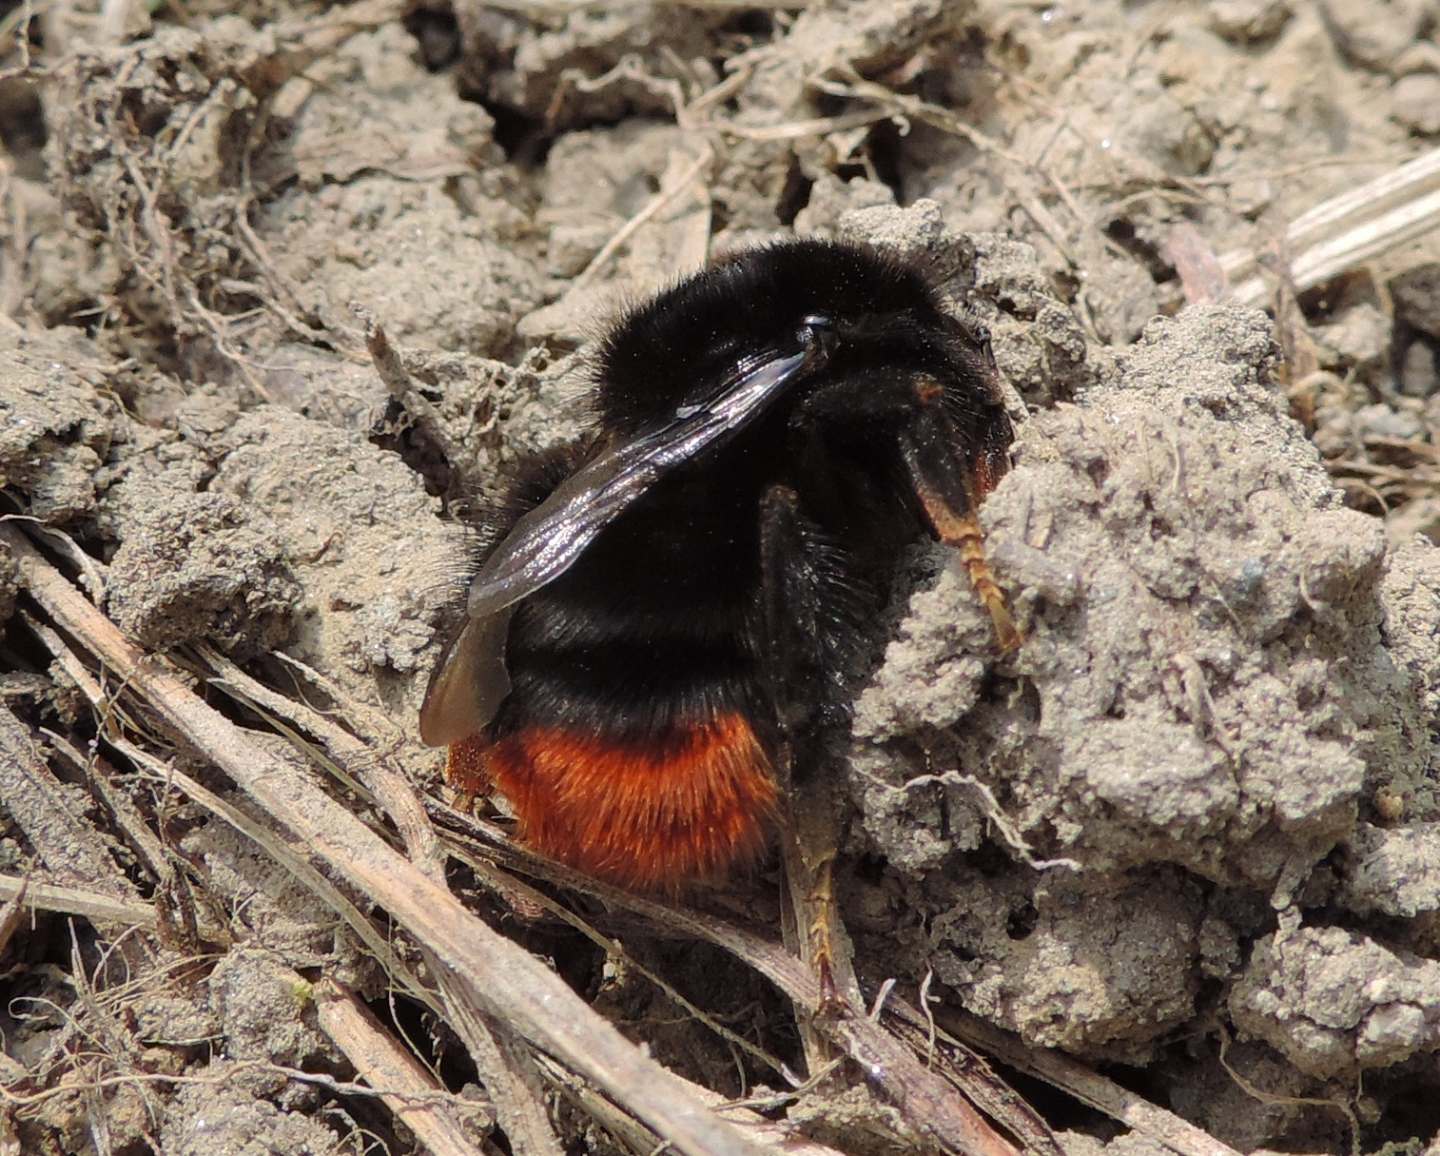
457, 714, 778, 890
446, 734, 492, 798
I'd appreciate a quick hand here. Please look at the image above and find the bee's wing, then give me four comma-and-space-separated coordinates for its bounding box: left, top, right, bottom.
417, 602, 515, 746
418, 346, 810, 746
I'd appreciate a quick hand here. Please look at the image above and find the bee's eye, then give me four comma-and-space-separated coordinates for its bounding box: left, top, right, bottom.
799, 313, 837, 358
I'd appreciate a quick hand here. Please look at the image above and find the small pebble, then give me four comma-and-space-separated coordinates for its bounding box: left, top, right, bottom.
1320, 0, 1424, 70
1398, 339, 1439, 398
1390, 263, 1440, 339
1355, 402, 1424, 442
1393, 73, 1440, 135
1314, 303, 1390, 369
1208, 0, 1291, 42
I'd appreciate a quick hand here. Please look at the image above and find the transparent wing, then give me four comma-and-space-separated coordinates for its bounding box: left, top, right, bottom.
466, 346, 809, 620
418, 346, 811, 745
417, 606, 514, 746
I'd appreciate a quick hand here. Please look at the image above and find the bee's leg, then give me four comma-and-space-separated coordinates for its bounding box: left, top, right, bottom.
898, 402, 1023, 652
808, 846, 839, 1004
945, 510, 1022, 653
770, 743, 850, 1076
789, 782, 855, 1017
758, 487, 862, 1042
757, 486, 827, 736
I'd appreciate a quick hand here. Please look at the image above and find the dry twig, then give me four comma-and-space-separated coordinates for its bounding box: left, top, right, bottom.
0, 873, 209, 936
428, 806, 1037, 1156
315, 980, 495, 1156
201, 647, 563, 1156
937, 1009, 1245, 1156
1222, 147, 1440, 306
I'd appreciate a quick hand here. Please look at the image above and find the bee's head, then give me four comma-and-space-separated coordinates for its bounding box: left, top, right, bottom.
598, 241, 976, 420
597, 236, 1013, 514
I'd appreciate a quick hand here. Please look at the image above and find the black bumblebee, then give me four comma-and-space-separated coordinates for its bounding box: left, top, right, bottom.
420, 238, 1017, 890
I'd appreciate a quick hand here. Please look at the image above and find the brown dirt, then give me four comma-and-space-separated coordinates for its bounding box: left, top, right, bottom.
4, 0, 1440, 1153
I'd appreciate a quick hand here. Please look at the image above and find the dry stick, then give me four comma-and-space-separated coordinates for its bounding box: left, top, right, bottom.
225, 660, 803, 1089
198, 650, 434, 868
881, 1003, 1055, 1156
434, 824, 794, 1082
32, 624, 170, 882
212, 654, 792, 1083
46, 650, 507, 1146
356, 308, 471, 472
0, 874, 27, 958
206, 653, 806, 1144
436, 805, 1234, 1156
117, 664, 767, 1156
201, 648, 1017, 1152
692, 925, 1025, 1156
0, 703, 140, 902
692, 928, 1027, 1156
208, 656, 531, 1154
43, 672, 392, 956
38, 734, 221, 955
315, 981, 496, 1156
930, 1009, 1243, 1156
1, 517, 109, 603
534, 1053, 846, 1156
35, 620, 225, 954
4, 526, 765, 1156
807, 70, 1086, 272
110, 738, 541, 1156
573, 145, 713, 289
439, 995, 561, 1156
703, 109, 890, 143
202, 652, 563, 1156
1222, 146, 1440, 307
108, 733, 434, 1010
414, 841, 845, 1156
0, 872, 228, 940
50, 739, 170, 882
429, 809, 1028, 1156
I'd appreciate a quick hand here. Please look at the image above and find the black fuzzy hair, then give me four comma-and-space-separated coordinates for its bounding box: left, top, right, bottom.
595, 239, 952, 436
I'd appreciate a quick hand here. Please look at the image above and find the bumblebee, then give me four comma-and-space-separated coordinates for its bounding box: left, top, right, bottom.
420, 239, 1017, 889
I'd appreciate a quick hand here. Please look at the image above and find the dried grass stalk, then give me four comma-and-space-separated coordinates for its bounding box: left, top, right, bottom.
1223, 147, 1440, 306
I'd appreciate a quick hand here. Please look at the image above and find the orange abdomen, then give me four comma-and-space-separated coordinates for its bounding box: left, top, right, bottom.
448, 713, 778, 890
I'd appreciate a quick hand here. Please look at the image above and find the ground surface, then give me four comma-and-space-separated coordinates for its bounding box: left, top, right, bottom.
3, 1, 1440, 1154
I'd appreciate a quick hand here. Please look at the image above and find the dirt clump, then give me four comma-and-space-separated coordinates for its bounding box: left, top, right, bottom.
1233, 925, 1440, 1079
105, 488, 299, 654
0, 326, 123, 522
159, 1068, 340, 1156
848, 288, 1440, 1077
